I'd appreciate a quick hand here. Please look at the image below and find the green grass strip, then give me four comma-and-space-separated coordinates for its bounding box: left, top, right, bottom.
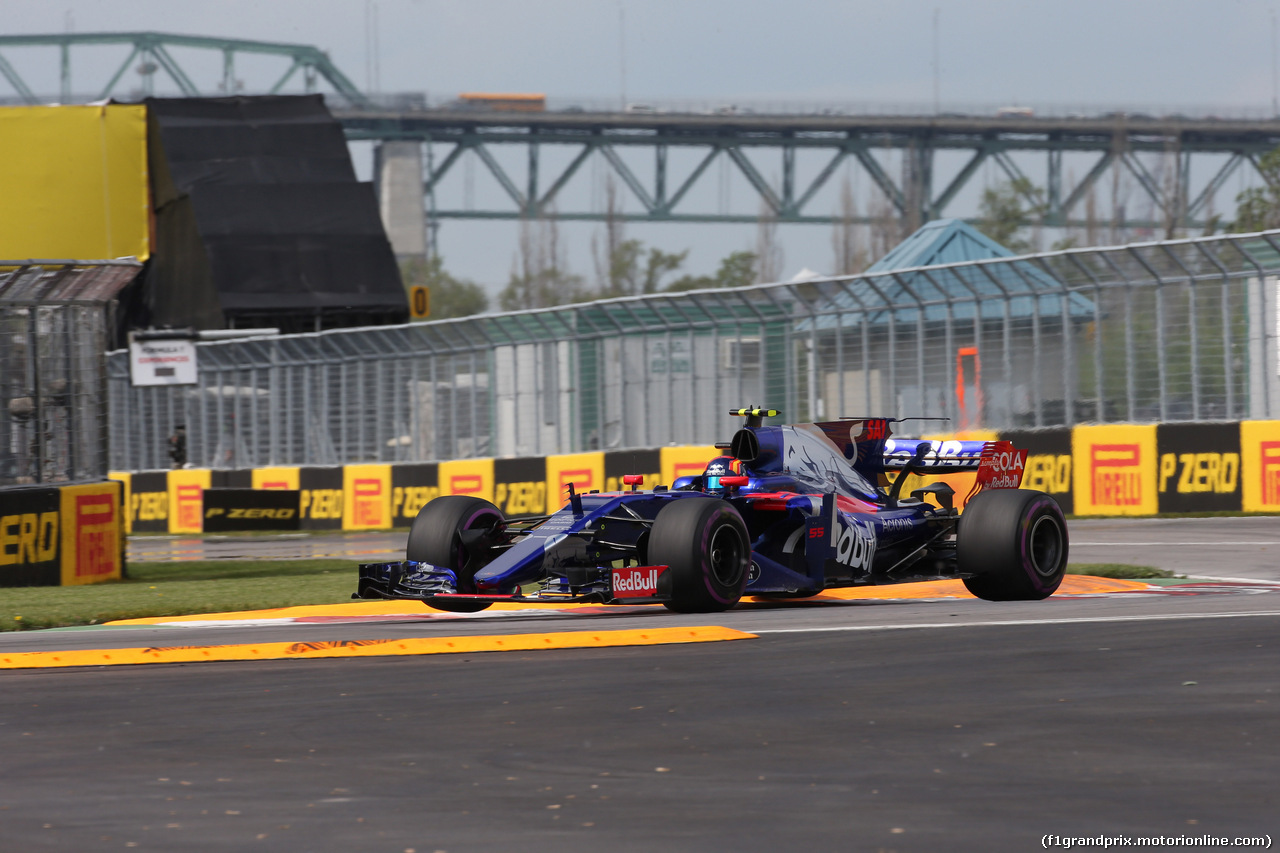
4, 559, 357, 632
1067, 563, 1175, 579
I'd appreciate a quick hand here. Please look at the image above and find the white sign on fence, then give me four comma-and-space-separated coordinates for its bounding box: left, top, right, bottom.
129, 339, 198, 386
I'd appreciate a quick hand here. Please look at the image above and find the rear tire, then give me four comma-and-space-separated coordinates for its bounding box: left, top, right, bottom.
406, 495, 504, 612
958, 489, 1068, 601
649, 498, 750, 613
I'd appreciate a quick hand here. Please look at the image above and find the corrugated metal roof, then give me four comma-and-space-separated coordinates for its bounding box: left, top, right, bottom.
0, 260, 141, 305
808, 219, 1094, 327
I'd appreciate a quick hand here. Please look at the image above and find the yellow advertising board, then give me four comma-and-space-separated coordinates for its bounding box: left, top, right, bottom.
1240, 420, 1280, 513
343, 464, 392, 530
439, 458, 495, 503
167, 469, 212, 534
253, 467, 300, 490
59, 481, 124, 586
107, 471, 133, 534
546, 452, 605, 505
660, 446, 721, 487
1072, 424, 1158, 516
0, 105, 150, 260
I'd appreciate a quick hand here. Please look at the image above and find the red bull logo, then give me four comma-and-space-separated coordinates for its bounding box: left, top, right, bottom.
1091, 444, 1142, 506
612, 566, 666, 598
1263, 441, 1280, 506
75, 494, 118, 579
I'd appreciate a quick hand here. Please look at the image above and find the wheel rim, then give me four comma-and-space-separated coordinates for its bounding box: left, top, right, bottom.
1028, 515, 1063, 578
708, 523, 745, 586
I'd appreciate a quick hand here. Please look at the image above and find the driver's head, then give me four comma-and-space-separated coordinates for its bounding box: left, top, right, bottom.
702, 456, 742, 490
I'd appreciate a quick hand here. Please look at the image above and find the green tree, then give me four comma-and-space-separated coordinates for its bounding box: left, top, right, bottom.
399, 255, 489, 320
1232, 147, 1280, 232
666, 250, 759, 292
977, 177, 1046, 253
600, 239, 688, 298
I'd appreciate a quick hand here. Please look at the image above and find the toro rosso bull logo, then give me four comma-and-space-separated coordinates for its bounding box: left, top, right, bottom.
831, 516, 876, 570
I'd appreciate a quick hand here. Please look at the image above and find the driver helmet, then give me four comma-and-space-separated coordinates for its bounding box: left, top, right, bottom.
702, 456, 743, 490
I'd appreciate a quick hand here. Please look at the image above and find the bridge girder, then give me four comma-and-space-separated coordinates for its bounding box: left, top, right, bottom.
0, 32, 371, 107
343, 110, 1280, 232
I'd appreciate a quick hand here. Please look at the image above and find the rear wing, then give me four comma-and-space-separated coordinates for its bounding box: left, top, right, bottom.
882, 438, 990, 471
884, 438, 1029, 498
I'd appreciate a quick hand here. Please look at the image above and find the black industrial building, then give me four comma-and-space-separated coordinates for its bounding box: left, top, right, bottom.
123, 95, 407, 338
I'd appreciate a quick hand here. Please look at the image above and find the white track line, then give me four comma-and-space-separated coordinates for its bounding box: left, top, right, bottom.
1072, 541, 1277, 546
749, 610, 1280, 634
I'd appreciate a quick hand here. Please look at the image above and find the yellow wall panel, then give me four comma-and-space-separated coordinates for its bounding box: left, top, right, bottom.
1240, 420, 1280, 512
1072, 425, 1158, 515
660, 446, 721, 487
253, 467, 300, 490
438, 459, 495, 503
167, 469, 211, 534
0, 105, 150, 260
546, 452, 605, 509
107, 471, 133, 534
59, 482, 124, 586
343, 464, 392, 530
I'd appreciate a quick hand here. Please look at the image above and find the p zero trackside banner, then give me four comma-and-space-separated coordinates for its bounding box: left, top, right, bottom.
660, 446, 721, 488
125, 471, 169, 534
1241, 420, 1280, 513
604, 450, 661, 494
1001, 428, 1074, 515
494, 457, 548, 517
59, 481, 124, 586
546, 452, 604, 506
1072, 424, 1158, 516
343, 465, 392, 530
391, 463, 438, 527
203, 489, 301, 532
299, 467, 344, 530
439, 459, 494, 504
1156, 423, 1242, 513
0, 487, 60, 587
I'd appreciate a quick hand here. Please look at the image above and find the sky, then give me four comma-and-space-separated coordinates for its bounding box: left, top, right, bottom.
4, 0, 1279, 295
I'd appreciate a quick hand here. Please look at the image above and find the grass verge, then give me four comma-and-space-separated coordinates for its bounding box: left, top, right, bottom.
4, 559, 356, 632
1067, 563, 1175, 579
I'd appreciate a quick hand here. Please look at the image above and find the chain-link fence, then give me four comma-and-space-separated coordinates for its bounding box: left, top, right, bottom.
3, 260, 142, 485
107, 231, 1280, 470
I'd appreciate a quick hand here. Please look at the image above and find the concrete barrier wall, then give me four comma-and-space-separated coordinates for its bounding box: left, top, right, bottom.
107, 420, 1280, 534
0, 480, 125, 587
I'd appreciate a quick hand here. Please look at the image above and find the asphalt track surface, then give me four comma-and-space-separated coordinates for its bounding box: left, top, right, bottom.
3, 518, 1278, 851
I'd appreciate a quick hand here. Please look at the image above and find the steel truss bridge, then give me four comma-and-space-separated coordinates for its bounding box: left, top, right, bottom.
5, 32, 1280, 232
342, 110, 1280, 232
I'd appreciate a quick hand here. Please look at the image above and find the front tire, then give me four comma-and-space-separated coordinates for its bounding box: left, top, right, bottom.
406, 495, 504, 612
649, 498, 751, 613
958, 489, 1068, 601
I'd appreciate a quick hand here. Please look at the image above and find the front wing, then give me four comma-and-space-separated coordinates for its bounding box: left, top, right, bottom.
355, 560, 675, 606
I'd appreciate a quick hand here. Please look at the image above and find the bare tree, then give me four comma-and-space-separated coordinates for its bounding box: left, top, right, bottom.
755, 199, 783, 283
831, 176, 867, 275
868, 186, 900, 264
501, 209, 584, 311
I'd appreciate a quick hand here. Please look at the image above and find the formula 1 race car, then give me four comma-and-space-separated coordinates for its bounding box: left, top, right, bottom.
354, 408, 1069, 613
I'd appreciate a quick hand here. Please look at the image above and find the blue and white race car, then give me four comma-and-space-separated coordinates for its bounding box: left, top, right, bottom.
355, 408, 1068, 613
